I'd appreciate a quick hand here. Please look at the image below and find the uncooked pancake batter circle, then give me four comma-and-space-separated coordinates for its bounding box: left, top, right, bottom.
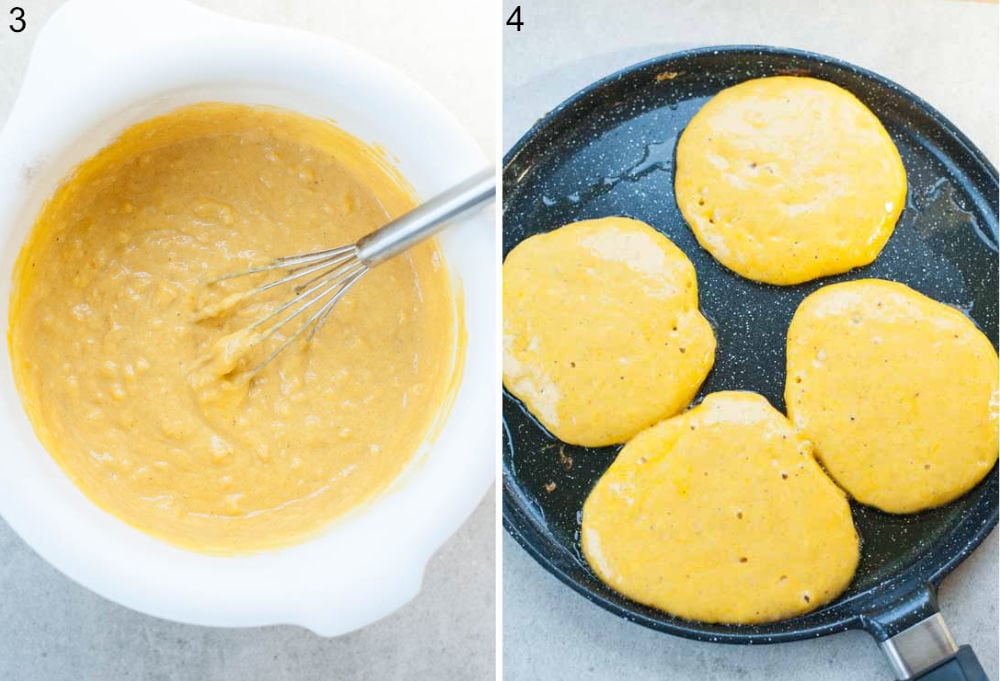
582, 391, 859, 624
674, 76, 907, 285
786, 279, 999, 514
502, 216, 715, 447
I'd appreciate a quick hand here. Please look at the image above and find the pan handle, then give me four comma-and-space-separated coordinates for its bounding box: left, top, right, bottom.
880, 612, 987, 681
865, 585, 988, 681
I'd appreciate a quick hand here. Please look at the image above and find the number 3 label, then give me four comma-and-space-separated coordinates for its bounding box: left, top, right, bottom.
9, 6, 25, 33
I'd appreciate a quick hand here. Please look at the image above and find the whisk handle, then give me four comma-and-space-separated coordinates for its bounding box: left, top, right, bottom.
356, 168, 496, 266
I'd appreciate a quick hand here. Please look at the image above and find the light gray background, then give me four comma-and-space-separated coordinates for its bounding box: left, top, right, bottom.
502, 1, 999, 680
0, 1, 495, 680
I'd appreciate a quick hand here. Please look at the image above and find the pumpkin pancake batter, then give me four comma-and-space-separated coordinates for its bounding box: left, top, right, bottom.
786, 279, 998, 514
675, 76, 907, 285
582, 391, 859, 624
503, 217, 715, 447
9, 103, 459, 553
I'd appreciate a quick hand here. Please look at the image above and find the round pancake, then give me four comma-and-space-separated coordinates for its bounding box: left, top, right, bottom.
581, 391, 859, 624
786, 279, 999, 514
675, 76, 906, 285
502, 217, 715, 447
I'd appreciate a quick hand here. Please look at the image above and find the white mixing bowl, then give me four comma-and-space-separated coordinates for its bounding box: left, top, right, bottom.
0, 0, 495, 635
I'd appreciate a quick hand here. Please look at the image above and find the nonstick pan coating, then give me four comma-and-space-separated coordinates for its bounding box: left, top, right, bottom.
502, 46, 998, 644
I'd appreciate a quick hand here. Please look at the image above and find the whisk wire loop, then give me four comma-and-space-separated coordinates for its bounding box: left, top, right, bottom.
202, 168, 495, 372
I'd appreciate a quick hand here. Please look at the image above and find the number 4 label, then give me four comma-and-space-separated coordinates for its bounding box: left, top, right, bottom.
506, 5, 523, 31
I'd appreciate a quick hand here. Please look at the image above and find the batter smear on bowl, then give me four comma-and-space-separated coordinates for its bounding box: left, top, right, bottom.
9, 103, 461, 553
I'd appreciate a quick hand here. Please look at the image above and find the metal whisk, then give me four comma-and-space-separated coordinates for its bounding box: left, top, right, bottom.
205, 168, 494, 371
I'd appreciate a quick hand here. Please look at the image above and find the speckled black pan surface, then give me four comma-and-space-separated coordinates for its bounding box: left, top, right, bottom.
502, 46, 998, 645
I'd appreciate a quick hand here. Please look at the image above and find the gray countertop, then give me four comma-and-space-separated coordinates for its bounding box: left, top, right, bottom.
0, 1, 495, 679
502, 1, 998, 679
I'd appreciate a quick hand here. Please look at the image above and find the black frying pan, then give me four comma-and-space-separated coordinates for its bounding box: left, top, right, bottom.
502, 46, 998, 681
